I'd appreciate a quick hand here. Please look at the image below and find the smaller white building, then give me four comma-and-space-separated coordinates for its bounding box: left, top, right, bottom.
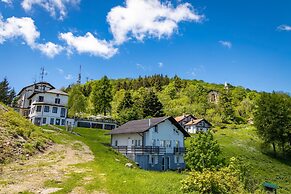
175, 115, 212, 134
28, 89, 68, 126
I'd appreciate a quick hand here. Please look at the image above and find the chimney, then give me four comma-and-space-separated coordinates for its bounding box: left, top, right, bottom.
149, 119, 151, 127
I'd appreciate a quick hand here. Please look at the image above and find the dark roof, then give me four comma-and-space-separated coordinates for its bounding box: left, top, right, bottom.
185, 118, 212, 126
109, 116, 190, 137
175, 114, 197, 122
17, 82, 55, 95
27, 89, 68, 99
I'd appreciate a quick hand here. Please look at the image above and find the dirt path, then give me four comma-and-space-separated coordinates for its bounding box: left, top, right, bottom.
0, 141, 95, 194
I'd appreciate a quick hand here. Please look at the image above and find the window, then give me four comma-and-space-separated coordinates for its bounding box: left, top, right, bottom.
152, 139, 156, 146
149, 155, 152, 164
61, 119, 65, 125
38, 96, 44, 102
50, 118, 54, 125
60, 108, 66, 117
56, 119, 60, 125
36, 106, 42, 112
174, 156, 178, 163
52, 107, 58, 113
115, 140, 118, 146
35, 85, 39, 89
154, 156, 158, 164
55, 98, 60, 104
135, 140, 138, 146
44, 106, 50, 112
138, 140, 141, 146
154, 125, 158, 133
29, 100, 32, 105
42, 117, 46, 124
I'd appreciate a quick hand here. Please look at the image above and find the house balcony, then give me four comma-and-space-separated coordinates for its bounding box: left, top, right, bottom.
113, 146, 166, 155
173, 147, 186, 154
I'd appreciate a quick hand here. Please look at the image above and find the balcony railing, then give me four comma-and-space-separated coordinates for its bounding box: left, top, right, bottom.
113, 146, 166, 154
174, 147, 186, 154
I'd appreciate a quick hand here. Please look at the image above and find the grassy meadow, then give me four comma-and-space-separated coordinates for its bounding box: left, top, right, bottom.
42, 125, 291, 194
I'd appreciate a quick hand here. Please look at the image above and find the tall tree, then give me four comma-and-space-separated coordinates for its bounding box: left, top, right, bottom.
219, 90, 235, 123
89, 76, 113, 116
254, 92, 290, 156
117, 91, 133, 113
0, 77, 14, 105
68, 85, 87, 117
142, 89, 164, 117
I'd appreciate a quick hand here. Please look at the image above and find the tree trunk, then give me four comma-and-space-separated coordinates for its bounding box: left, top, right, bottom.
272, 142, 277, 157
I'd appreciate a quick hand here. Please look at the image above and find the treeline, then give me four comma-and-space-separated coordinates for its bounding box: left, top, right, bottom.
66, 74, 260, 125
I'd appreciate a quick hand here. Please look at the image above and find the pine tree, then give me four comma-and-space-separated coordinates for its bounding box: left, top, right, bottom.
0, 77, 13, 105
219, 90, 235, 123
142, 90, 164, 117
89, 76, 113, 116
117, 91, 133, 113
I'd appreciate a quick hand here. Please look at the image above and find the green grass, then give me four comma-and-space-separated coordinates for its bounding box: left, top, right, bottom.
47, 128, 185, 194
213, 125, 291, 193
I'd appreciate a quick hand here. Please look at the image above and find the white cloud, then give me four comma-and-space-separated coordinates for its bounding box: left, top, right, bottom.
0, 15, 62, 57
0, 16, 40, 46
107, 0, 203, 45
1, 0, 12, 4
158, 62, 163, 68
21, 0, 80, 20
36, 42, 63, 58
65, 74, 73, 80
277, 24, 291, 31
219, 40, 232, 49
57, 68, 64, 74
59, 32, 118, 58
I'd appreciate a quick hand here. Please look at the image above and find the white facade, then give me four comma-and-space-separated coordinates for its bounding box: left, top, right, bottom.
28, 90, 68, 126
185, 120, 211, 134
16, 82, 54, 117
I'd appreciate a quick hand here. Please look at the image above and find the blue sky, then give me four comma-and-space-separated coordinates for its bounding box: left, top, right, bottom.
0, 0, 291, 93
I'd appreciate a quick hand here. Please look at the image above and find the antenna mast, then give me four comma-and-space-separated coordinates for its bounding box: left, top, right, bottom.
40, 67, 47, 82
77, 65, 82, 84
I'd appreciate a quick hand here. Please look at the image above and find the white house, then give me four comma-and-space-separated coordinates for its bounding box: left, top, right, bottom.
175, 114, 212, 134
28, 89, 68, 126
109, 116, 190, 171
16, 82, 55, 118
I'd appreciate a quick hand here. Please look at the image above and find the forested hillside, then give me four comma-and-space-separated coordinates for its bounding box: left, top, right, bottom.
67, 75, 260, 125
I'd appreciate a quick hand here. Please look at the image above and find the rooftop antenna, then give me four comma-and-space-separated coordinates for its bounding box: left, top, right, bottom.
40, 67, 47, 82
77, 65, 82, 84
40, 67, 47, 92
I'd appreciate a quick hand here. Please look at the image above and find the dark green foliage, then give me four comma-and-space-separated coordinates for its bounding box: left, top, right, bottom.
0, 77, 15, 106
185, 132, 224, 171
89, 76, 113, 116
142, 89, 165, 117
117, 91, 133, 113
219, 90, 235, 123
254, 92, 291, 157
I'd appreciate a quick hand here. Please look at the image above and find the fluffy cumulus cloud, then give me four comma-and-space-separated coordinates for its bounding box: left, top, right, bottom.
36, 42, 63, 58
21, 0, 80, 20
107, 0, 203, 45
59, 32, 118, 58
277, 24, 291, 31
1, 0, 12, 4
219, 40, 232, 49
0, 15, 62, 57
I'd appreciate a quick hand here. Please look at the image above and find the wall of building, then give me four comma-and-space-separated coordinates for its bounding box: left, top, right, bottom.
144, 119, 185, 154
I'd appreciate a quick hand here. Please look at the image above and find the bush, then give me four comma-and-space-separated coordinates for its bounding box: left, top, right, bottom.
181, 157, 256, 193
